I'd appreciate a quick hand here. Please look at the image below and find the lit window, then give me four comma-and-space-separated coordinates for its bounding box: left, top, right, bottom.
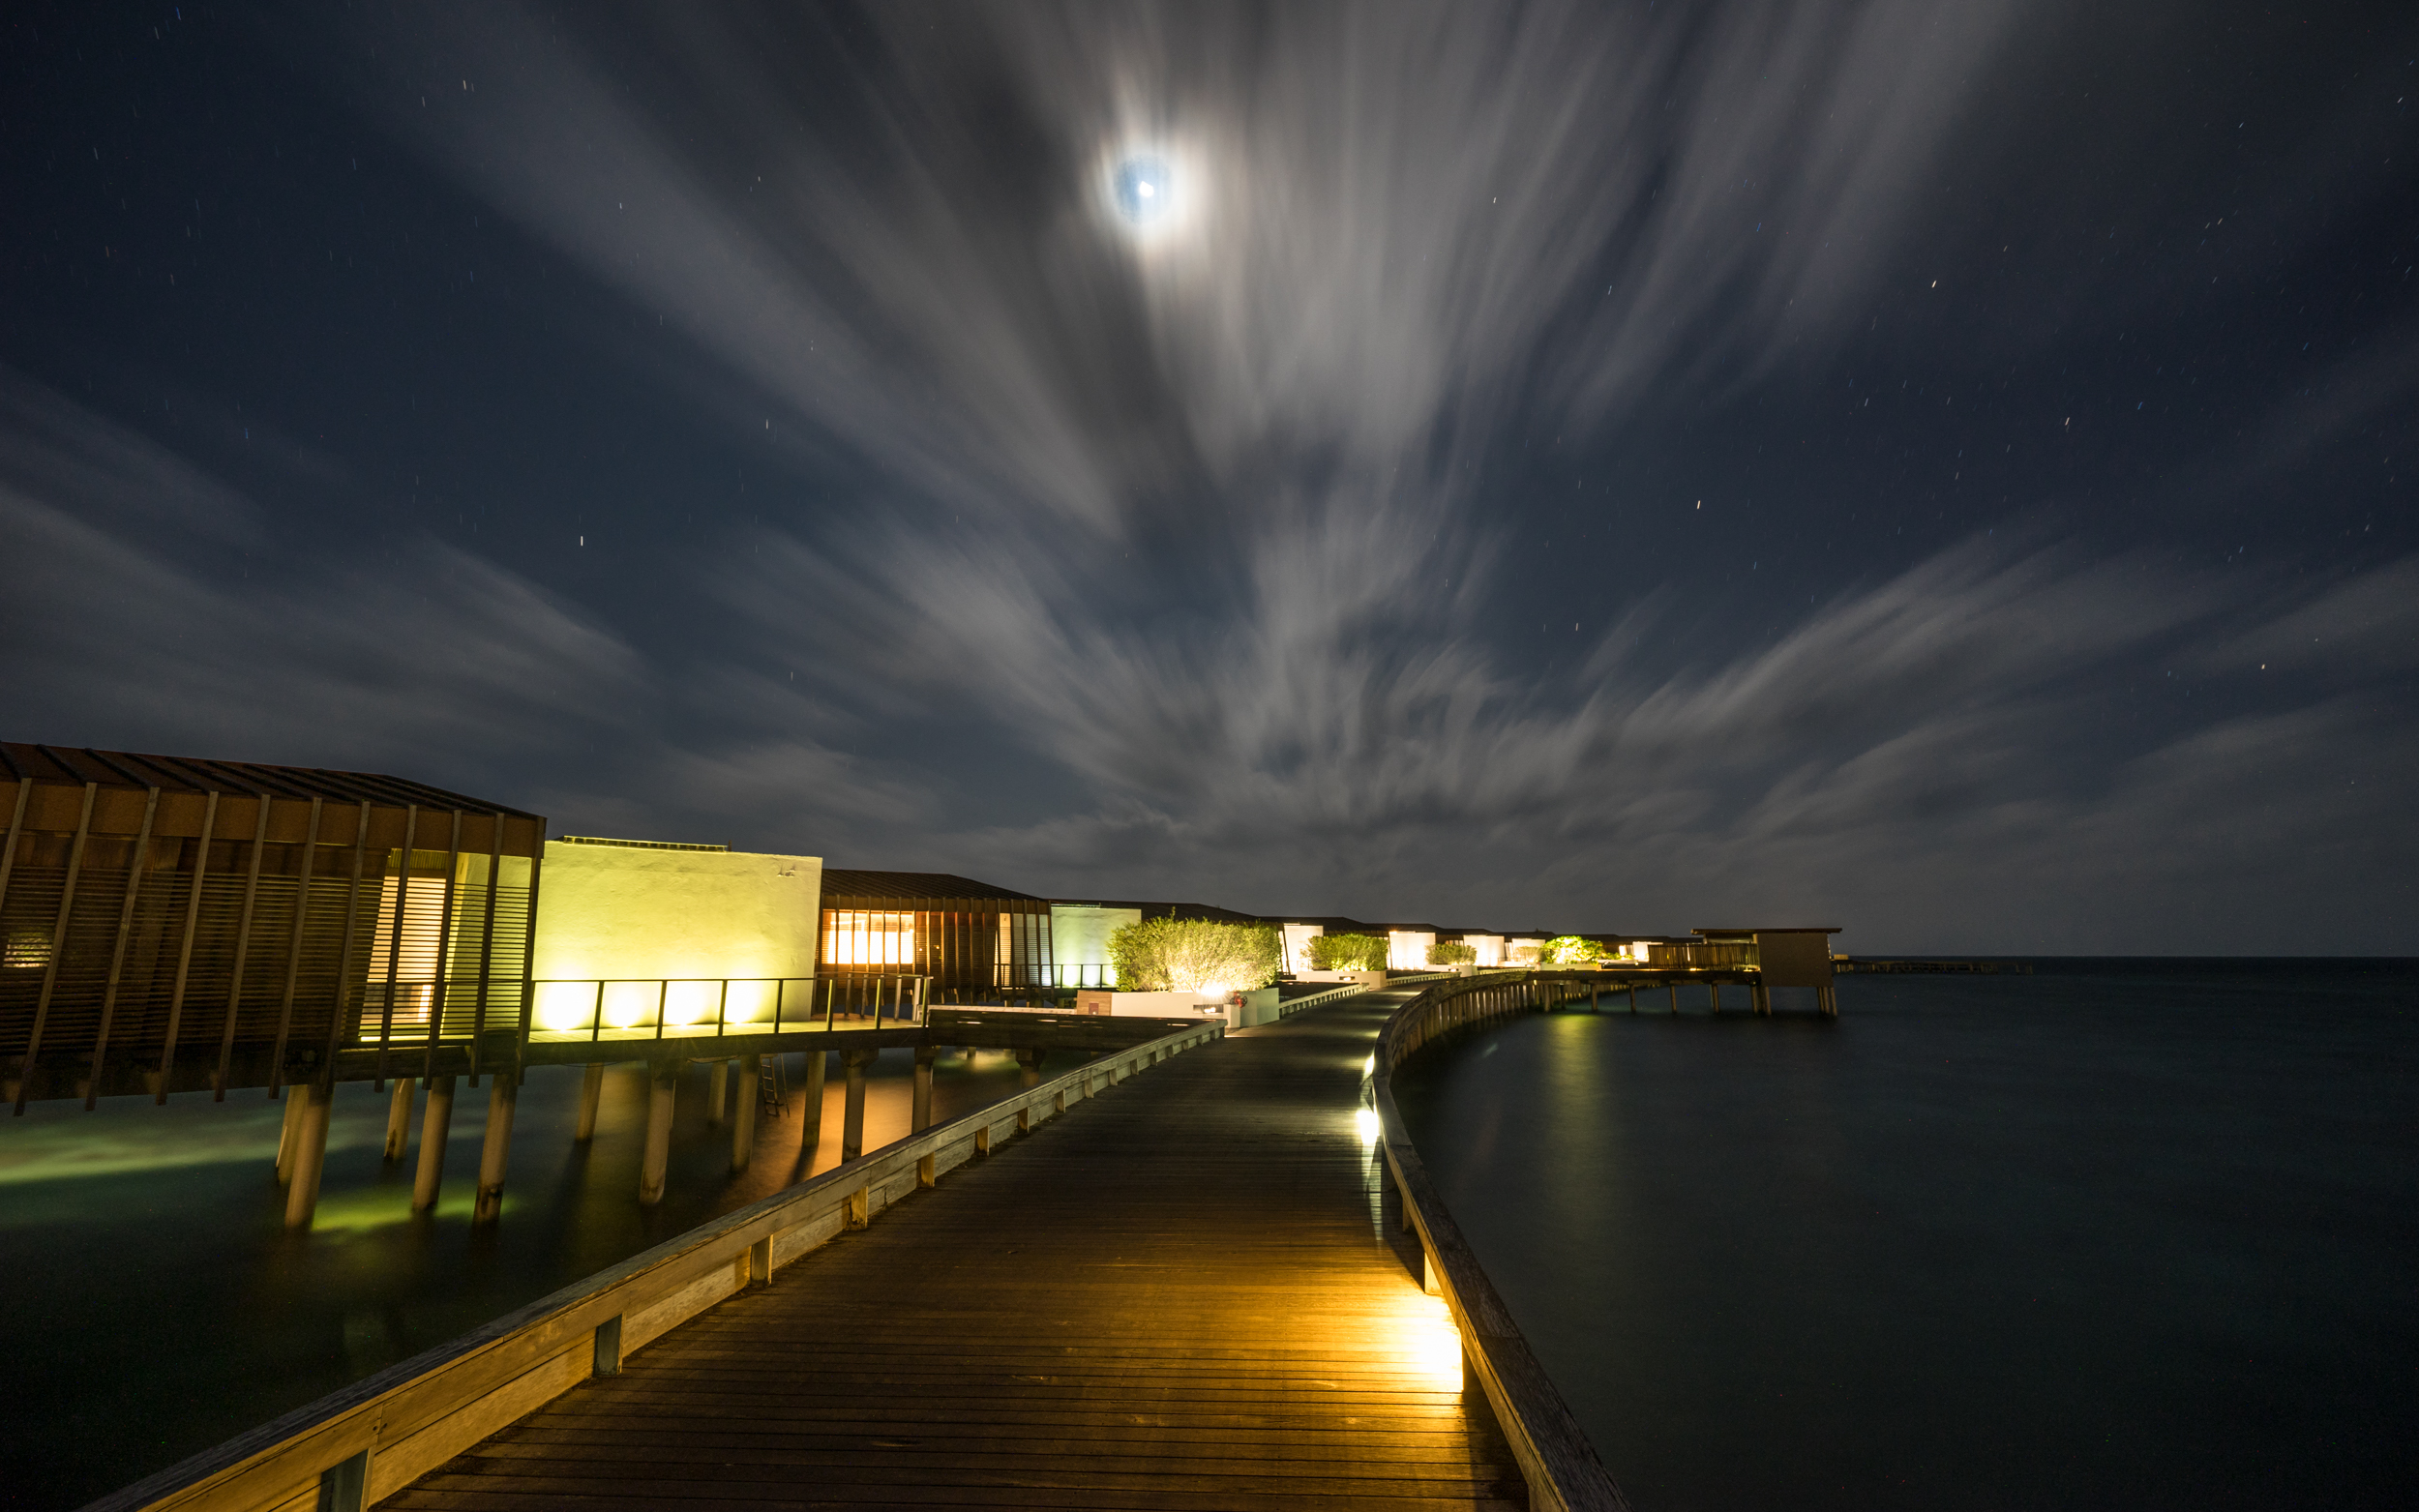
822, 909, 915, 967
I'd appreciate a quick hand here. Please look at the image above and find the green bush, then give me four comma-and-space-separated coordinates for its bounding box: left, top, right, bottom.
1106, 918, 1282, 993
1543, 935, 1608, 966
1428, 939, 1478, 965
1306, 932, 1389, 971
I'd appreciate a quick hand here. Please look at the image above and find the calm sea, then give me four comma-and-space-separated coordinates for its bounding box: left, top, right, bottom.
1392, 960, 2418, 1511
0, 1047, 1064, 1510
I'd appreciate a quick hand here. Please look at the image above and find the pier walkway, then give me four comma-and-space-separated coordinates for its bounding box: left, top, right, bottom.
387, 990, 1526, 1510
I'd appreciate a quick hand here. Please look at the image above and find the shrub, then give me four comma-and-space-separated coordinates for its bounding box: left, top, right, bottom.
1306, 932, 1389, 971
1106, 918, 1282, 993
1428, 939, 1478, 965
1505, 940, 1544, 966
1543, 935, 1608, 966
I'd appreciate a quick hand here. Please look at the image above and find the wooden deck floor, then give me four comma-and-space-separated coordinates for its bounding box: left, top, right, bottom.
388, 991, 1527, 1510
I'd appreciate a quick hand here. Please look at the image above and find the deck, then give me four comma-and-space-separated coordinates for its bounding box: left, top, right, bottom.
386, 990, 1527, 1510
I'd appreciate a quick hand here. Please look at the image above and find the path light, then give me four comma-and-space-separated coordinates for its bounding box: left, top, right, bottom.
1356, 1107, 1382, 1148
1376, 1287, 1467, 1394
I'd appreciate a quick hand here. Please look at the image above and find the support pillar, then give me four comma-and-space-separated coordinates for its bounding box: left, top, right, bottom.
707, 1057, 729, 1128
413, 1074, 455, 1212
1628, 983, 1638, 1014
282, 1079, 334, 1230
1710, 981, 1721, 1014
911, 1047, 937, 1134
732, 1053, 761, 1173
639, 1061, 678, 1205
801, 1051, 826, 1146
574, 1063, 605, 1142
1669, 983, 1680, 1014
274, 1088, 309, 1184
1018, 1049, 1045, 1090
840, 1050, 876, 1162
473, 1072, 518, 1225
382, 1078, 415, 1163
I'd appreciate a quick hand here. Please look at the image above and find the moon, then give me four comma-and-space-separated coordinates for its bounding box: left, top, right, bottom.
1113, 155, 1173, 226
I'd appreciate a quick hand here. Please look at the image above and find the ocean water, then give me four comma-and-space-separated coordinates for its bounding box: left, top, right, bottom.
0, 1047, 1070, 1510
1391, 961, 2418, 1511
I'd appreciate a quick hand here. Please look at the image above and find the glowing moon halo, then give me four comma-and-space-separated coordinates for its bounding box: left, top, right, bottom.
1112, 154, 1173, 227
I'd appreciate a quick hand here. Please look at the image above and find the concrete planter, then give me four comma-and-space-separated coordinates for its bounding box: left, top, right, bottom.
1295, 969, 1388, 987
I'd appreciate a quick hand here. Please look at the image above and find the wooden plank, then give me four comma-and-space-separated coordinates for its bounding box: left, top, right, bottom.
378, 993, 1530, 1510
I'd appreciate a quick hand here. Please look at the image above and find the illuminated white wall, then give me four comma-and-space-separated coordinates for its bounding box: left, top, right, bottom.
1387, 930, 1436, 970
534, 842, 821, 985
1456, 934, 1505, 966
1051, 904, 1144, 986
1279, 922, 1324, 974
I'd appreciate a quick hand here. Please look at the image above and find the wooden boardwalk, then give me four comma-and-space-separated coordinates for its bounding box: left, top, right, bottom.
388, 991, 1527, 1510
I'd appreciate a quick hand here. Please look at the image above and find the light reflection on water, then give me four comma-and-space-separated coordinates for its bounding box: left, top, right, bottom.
0, 1047, 1061, 1508
1392, 961, 2419, 1512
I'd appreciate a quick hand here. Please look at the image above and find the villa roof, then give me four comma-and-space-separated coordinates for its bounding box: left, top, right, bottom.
0, 740, 538, 816
821, 869, 1048, 905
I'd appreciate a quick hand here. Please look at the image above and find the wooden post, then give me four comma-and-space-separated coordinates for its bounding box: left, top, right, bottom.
383, 1077, 415, 1162
707, 1058, 728, 1128
1628, 982, 1638, 1014
413, 1075, 454, 1212
472, 1072, 517, 1224
639, 1061, 678, 1205
574, 1063, 604, 1142
274, 1088, 309, 1184
283, 1079, 334, 1230
911, 1047, 936, 1134
1018, 1049, 1044, 1090
1669, 982, 1679, 1014
841, 1050, 875, 1161
1710, 981, 1721, 1015
732, 1053, 761, 1173
801, 1051, 826, 1147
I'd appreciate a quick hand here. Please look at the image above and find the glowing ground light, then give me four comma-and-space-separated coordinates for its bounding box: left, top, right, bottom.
1113, 155, 1172, 225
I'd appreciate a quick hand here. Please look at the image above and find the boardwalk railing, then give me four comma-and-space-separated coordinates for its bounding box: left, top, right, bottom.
87, 1021, 1223, 1512
522, 972, 932, 1044
1373, 972, 1631, 1512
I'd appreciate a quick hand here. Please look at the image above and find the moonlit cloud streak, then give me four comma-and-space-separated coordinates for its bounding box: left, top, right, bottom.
6, 2, 2411, 951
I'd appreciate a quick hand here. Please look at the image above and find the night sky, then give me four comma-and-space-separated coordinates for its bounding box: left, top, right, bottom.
4, 3, 2413, 952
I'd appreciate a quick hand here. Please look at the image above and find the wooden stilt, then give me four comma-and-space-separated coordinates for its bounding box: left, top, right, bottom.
472, 1072, 518, 1224
413, 1075, 454, 1212
801, 1051, 826, 1142
841, 1050, 876, 1161
1710, 981, 1721, 1014
574, 1063, 604, 1142
911, 1047, 937, 1134
732, 1053, 761, 1173
1669, 983, 1680, 1014
707, 1058, 728, 1128
1019, 1049, 1045, 1090
283, 1080, 334, 1230
383, 1077, 415, 1163
274, 1089, 309, 1184
639, 1061, 677, 1205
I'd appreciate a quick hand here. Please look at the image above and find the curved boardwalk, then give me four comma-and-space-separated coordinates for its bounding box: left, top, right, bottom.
388, 991, 1526, 1510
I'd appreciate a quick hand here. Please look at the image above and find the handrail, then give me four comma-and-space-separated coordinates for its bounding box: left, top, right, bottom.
1371, 972, 1630, 1512
86, 1020, 1225, 1512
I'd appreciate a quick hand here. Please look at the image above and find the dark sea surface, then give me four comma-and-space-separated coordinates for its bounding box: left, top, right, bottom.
0, 1047, 1068, 1510
1391, 961, 2419, 1511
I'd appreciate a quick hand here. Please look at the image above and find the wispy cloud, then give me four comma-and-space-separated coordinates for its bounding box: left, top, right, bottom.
30, 0, 2384, 949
